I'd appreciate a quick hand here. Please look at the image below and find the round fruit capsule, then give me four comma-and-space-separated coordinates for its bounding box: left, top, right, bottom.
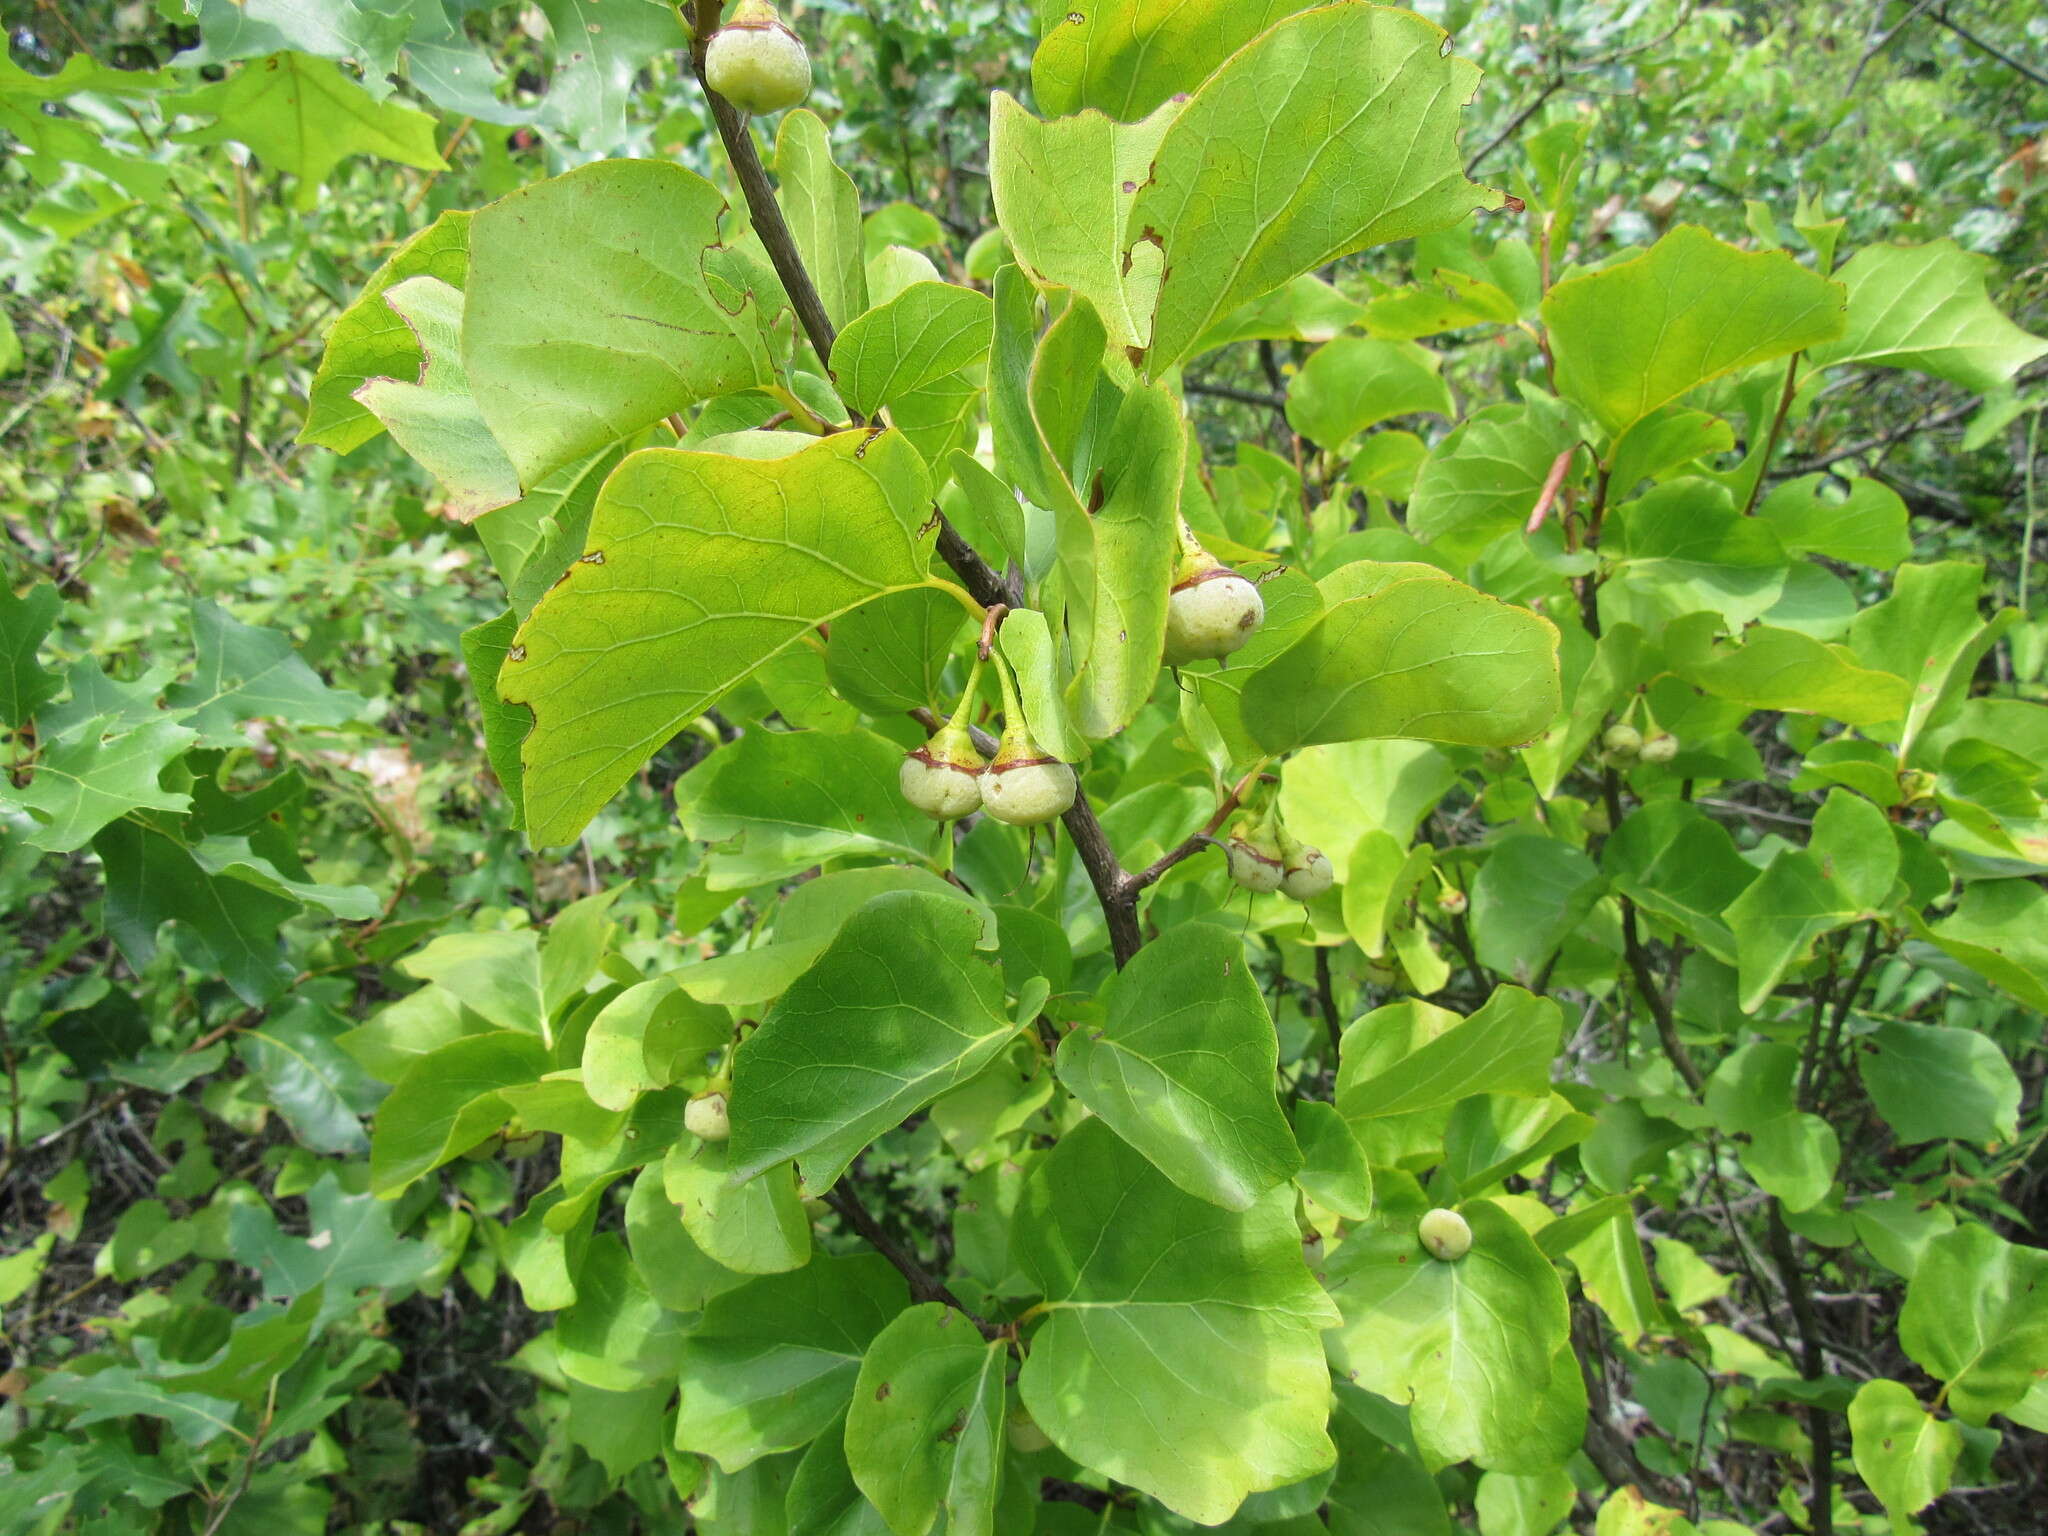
1163, 523, 1264, 666
685, 1090, 731, 1142
1418, 1207, 1471, 1261
704, 0, 811, 115
1279, 843, 1333, 901
900, 718, 985, 820
1602, 723, 1643, 757
1639, 731, 1679, 765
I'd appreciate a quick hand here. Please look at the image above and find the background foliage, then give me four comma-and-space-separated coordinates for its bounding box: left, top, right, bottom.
3, 1, 2047, 1533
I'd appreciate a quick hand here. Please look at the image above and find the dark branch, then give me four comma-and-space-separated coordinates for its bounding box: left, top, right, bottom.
825, 1182, 998, 1338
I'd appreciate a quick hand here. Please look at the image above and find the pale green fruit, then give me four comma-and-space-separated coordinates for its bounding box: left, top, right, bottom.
1418, 1207, 1472, 1261
1639, 731, 1679, 764
1436, 887, 1467, 916
1164, 569, 1265, 666
1279, 844, 1333, 901
1226, 836, 1286, 893
899, 724, 984, 820
705, 0, 811, 115
980, 744, 1076, 827
685, 1090, 731, 1142
1602, 722, 1643, 757
1005, 1403, 1053, 1454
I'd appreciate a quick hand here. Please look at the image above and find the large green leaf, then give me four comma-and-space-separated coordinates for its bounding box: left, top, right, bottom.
1703, 1043, 1837, 1211
1917, 878, 2048, 1011
502, 430, 934, 846
833, 282, 993, 421
1243, 569, 1560, 754
0, 581, 62, 729
1029, 1, 1307, 120
1468, 834, 1607, 986
1543, 225, 1844, 443
1723, 848, 1855, 1012
368, 1032, 548, 1194
1758, 475, 1911, 569
846, 1303, 1007, 1536
1899, 1223, 2048, 1425
1846, 561, 2015, 756
1602, 801, 1756, 964
664, 1140, 810, 1277
1014, 1118, 1339, 1524
1859, 1020, 2020, 1147
1322, 1200, 1571, 1470
9, 716, 195, 853
1607, 479, 1790, 629
1056, 923, 1300, 1210
164, 600, 363, 745
728, 892, 1017, 1190
463, 160, 770, 488
1680, 625, 1911, 727
673, 1253, 908, 1471
1807, 240, 2048, 393
1406, 400, 1578, 561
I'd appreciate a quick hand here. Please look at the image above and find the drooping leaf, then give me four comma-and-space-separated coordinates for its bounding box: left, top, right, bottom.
300, 208, 470, 454
1848, 1378, 1962, 1525
502, 430, 935, 845
1339, 987, 1562, 1121
368, 1032, 548, 1194
1056, 922, 1300, 1210
1286, 337, 1454, 451
776, 110, 868, 330
1014, 1118, 1339, 1524
353, 275, 521, 521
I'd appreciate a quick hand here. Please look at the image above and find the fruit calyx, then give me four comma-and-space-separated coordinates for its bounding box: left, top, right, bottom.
1163, 521, 1265, 666
1275, 822, 1333, 901
704, 0, 811, 115
1224, 806, 1288, 893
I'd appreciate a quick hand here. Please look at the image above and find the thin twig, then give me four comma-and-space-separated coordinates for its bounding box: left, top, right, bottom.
824, 1182, 998, 1338
1931, 6, 2048, 88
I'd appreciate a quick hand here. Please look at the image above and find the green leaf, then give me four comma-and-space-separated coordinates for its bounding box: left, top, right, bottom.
1608, 480, 1790, 629
1681, 624, 1912, 727
9, 716, 196, 853
846, 1303, 1007, 1536
789, 1411, 893, 1536
1918, 878, 2048, 1011
1808, 240, 2048, 393
25, 1366, 241, 1447
825, 587, 968, 717
1847, 561, 2015, 755
532, 0, 688, 151
1848, 1378, 1961, 1524
229, 1173, 440, 1325
1243, 569, 1560, 754
1468, 833, 1607, 986
503, 430, 934, 845
583, 977, 730, 1113
728, 892, 1017, 1189
398, 929, 544, 1035
1074, 378, 1183, 738
352, 275, 521, 521
1724, 848, 1854, 1012
1324, 1393, 1454, 1533
1323, 1200, 1572, 1470
1543, 225, 1844, 443
1475, 1468, 1577, 1536
94, 816, 298, 1005
368, 1032, 548, 1195
834, 282, 993, 421
1703, 1043, 1838, 1211
1056, 923, 1300, 1210
1339, 986, 1562, 1120
995, 607, 1087, 765
1126, 5, 1501, 371
673, 1253, 908, 1471
1295, 1099, 1373, 1220
1029, 1, 1306, 120
988, 96, 1182, 357
1602, 802, 1757, 964
1014, 1118, 1339, 1524
1900, 1223, 2048, 1424
679, 728, 947, 889
1407, 400, 1579, 561
1809, 790, 1899, 913
459, 611, 529, 829
170, 53, 446, 211
301, 208, 470, 454
237, 996, 380, 1157
1758, 475, 1911, 569
664, 1138, 811, 1276
1285, 338, 1454, 451
777, 110, 868, 329
164, 600, 363, 745
463, 160, 771, 488
0, 581, 62, 728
